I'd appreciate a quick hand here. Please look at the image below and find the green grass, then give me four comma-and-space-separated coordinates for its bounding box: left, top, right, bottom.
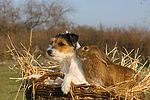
0, 65, 24, 100
0, 63, 150, 100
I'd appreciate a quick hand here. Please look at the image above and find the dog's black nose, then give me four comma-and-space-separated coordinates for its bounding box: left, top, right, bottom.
47, 50, 52, 56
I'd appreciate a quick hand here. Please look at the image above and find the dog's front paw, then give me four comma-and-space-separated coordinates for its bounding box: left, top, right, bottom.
61, 81, 71, 94
55, 77, 63, 84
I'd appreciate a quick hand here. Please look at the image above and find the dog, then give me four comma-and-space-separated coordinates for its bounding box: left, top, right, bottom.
46, 33, 88, 94
76, 44, 138, 87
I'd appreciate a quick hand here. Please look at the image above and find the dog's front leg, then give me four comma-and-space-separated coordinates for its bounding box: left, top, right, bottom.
61, 74, 72, 94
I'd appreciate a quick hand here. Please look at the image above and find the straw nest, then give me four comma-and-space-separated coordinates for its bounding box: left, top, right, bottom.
8, 33, 150, 100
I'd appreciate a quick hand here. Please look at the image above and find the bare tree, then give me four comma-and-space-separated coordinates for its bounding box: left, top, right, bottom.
141, 0, 150, 23
0, 0, 21, 34
0, 0, 76, 33
21, 0, 76, 31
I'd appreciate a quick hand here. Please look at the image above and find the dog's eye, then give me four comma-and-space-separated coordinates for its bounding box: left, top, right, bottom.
58, 42, 65, 46
83, 46, 89, 51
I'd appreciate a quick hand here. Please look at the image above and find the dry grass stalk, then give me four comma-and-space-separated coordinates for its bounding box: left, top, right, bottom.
103, 44, 149, 99
8, 33, 150, 99
8, 31, 62, 100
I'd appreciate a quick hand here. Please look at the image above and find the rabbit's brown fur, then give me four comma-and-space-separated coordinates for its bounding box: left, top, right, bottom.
76, 44, 138, 87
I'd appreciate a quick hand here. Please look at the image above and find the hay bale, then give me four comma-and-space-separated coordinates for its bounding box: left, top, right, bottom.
8, 35, 149, 100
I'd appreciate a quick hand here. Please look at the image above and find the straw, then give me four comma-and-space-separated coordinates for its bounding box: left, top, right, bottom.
8, 32, 149, 99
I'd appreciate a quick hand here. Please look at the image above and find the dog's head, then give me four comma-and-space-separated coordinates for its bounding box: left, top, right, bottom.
46, 33, 80, 62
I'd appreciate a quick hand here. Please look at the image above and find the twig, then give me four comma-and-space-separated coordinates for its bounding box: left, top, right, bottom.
15, 83, 23, 100
28, 29, 33, 54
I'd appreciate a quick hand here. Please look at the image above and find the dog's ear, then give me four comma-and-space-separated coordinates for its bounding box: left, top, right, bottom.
55, 33, 79, 47
68, 33, 79, 44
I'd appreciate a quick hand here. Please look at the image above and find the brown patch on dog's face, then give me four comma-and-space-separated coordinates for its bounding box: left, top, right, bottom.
51, 38, 74, 54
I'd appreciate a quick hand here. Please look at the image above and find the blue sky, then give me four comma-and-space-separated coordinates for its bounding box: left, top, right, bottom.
15, 0, 150, 29
67, 0, 150, 29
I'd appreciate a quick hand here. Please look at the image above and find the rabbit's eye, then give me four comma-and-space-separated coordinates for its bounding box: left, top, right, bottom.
83, 46, 89, 51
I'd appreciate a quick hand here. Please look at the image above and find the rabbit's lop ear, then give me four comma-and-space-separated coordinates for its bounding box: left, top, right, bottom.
96, 52, 111, 66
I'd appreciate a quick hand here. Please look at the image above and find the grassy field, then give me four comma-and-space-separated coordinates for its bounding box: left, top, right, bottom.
0, 63, 24, 100
0, 61, 150, 100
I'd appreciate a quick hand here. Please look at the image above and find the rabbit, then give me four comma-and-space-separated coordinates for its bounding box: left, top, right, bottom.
76, 44, 138, 87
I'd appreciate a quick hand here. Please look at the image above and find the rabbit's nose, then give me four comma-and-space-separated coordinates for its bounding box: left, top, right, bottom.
47, 50, 52, 56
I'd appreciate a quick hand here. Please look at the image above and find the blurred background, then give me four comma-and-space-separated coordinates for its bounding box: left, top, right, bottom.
0, 0, 149, 63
